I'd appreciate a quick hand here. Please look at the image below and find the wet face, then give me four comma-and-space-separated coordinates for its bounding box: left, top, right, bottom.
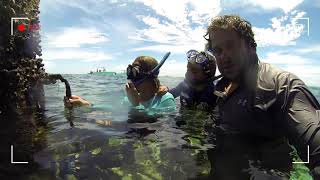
135, 79, 156, 102
185, 62, 207, 83
209, 28, 251, 81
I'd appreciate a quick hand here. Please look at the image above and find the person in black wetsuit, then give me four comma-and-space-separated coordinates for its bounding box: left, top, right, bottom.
160, 50, 218, 111
203, 15, 320, 179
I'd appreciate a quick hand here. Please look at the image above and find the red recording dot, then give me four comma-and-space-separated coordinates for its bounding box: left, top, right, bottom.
17, 24, 26, 32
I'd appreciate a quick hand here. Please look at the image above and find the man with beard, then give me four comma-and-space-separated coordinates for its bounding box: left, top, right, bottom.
204, 15, 320, 179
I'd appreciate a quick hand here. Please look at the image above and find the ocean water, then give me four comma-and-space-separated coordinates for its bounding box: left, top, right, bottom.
21, 74, 320, 180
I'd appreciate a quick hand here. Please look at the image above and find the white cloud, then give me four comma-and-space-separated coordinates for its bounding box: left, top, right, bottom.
189, 1, 221, 24
253, 11, 307, 47
221, 0, 304, 14
296, 45, 320, 53
41, 27, 111, 62
131, 44, 201, 54
110, 0, 118, 3
44, 28, 109, 48
245, 0, 304, 13
42, 49, 112, 62
130, 0, 221, 53
261, 52, 312, 65
160, 60, 187, 77
42, 61, 57, 73
107, 64, 127, 72
40, 0, 109, 16
132, 0, 307, 50
283, 65, 320, 86
135, 0, 190, 26
261, 51, 320, 86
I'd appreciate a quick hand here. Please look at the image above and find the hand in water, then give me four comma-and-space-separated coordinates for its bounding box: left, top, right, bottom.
64, 95, 91, 107
125, 81, 140, 106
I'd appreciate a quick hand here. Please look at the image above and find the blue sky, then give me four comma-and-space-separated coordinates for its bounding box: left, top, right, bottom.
39, 0, 320, 86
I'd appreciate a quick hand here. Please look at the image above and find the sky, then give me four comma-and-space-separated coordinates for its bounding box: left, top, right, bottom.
38, 0, 320, 86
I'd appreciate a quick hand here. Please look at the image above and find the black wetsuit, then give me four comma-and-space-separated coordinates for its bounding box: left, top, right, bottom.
209, 62, 320, 179
169, 79, 217, 110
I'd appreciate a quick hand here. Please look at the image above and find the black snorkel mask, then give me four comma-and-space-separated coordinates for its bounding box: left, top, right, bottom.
187, 49, 210, 65
127, 52, 171, 86
186, 49, 222, 81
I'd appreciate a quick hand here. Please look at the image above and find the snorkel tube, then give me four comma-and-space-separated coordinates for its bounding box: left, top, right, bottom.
212, 74, 223, 81
47, 74, 72, 99
150, 52, 170, 75
133, 52, 171, 86
203, 50, 222, 81
44, 74, 74, 127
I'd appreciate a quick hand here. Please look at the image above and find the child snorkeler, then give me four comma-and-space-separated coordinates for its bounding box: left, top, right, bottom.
159, 50, 219, 110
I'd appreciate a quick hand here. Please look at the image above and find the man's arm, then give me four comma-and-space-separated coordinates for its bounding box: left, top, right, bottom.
279, 73, 320, 176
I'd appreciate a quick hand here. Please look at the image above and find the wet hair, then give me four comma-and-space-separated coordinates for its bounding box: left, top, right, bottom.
205, 15, 257, 50
191, 51, 216, 79
133, 56, 158, 73
205, 52, 217, 79
132, 56, 160, 89
186, 50, 217, 80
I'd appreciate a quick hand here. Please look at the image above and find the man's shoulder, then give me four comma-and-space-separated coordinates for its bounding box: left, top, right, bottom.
258, 62, 304, 89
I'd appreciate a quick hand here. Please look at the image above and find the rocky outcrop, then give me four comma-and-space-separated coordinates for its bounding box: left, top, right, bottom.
0, 1, 48, 177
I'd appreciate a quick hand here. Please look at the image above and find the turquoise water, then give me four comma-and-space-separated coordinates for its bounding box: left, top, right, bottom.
309, 86, 320, 103
21, 74, 319, 180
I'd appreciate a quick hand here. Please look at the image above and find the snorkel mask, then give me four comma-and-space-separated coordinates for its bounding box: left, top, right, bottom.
127, 52, 171, 86
187, 50, 210, 65
186, 49, 215, 77
186, 49, 222, 81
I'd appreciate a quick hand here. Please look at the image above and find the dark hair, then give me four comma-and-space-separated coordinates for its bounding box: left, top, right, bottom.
205, 15, 257, 50
132, 56, 160, 89
133, 56, 158, 73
